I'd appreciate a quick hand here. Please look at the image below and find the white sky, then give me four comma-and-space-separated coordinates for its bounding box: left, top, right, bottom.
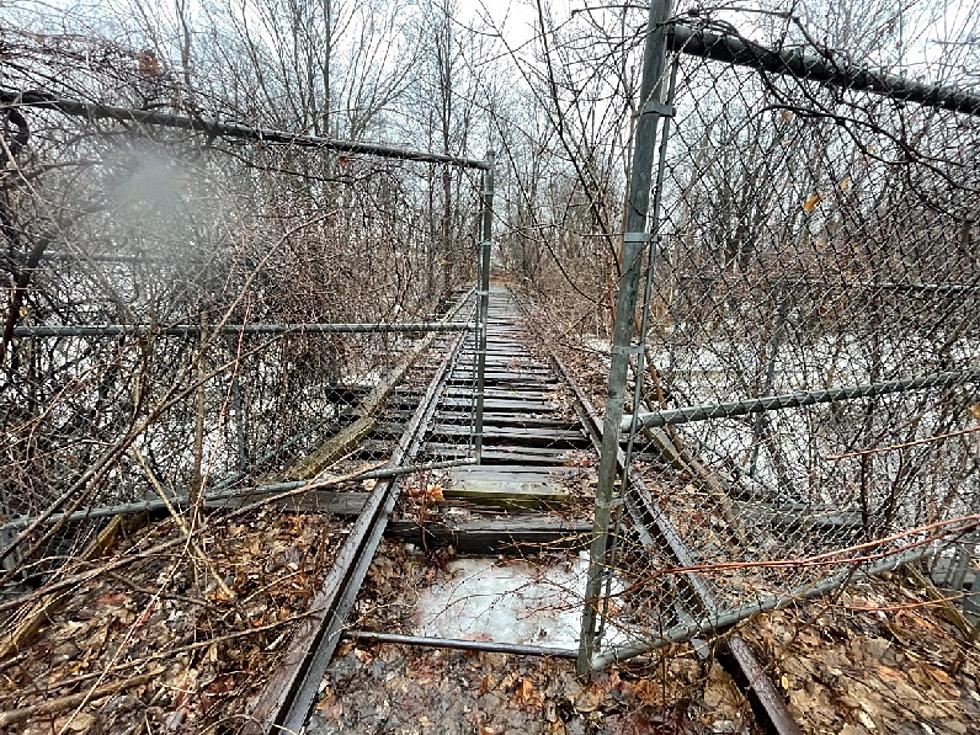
12, 0, 977, 90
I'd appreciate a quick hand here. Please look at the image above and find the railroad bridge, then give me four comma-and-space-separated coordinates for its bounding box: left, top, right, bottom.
1, 3, 978, 733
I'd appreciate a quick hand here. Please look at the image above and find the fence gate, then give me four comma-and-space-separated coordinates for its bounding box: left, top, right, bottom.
580, 0, 980, 673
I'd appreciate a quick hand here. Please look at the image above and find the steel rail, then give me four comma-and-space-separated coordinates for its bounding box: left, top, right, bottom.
547, 351, 802, 735
669, 23, 980, 117
13, 322, 475, 338
0, 88, 490, 169
252, 311, 472, 734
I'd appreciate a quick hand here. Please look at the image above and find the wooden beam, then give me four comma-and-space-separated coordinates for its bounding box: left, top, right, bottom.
0, 513, 145, 658
282, 292, 472, 480
387, 517, 591, 554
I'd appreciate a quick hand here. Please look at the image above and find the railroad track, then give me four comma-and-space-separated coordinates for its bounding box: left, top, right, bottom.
247, 288, 477, 734
550, 355, 802, 735
251, 283, 802, 735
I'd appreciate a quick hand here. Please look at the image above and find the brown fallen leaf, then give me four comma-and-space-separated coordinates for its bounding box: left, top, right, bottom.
514, 676, 544, 709
353, 647, 373, 664
479, 672, 495, 695
633, 678, 660, 706
55, 712, 95, 732
924, 666, 953, 685
574, 684, 605, 713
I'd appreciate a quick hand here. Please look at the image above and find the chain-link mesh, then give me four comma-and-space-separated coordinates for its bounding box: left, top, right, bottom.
0, 65, 486, 578
592, 24, 980, 662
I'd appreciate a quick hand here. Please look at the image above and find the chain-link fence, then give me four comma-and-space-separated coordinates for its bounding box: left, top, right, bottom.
581, 7, 980, 672
0, 80, 492, 580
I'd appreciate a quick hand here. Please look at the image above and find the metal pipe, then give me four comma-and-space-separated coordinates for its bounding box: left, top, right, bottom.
0, 458, 476, 532
623, 368, 980, 431
676, 274, 980, 295
230, 368, 249, 476
12, 322, 476, 338
599, 54, 681, 641
593, 543, 937, 669
578, 0, 674, 678
0, 88, 491, 168
669, 24, 980, 117
342, 630, 577, 659
473, 151, 495, 463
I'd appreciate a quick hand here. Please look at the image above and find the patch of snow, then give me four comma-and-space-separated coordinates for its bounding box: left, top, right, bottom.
414, 554, 628, 649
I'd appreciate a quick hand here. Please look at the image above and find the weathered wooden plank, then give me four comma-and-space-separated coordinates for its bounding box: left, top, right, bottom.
459, 415, 579, 430
442, 388, 558, 402
449, 463, 589, 477
427, 424, 588, 447
447, 471, 576, 485
445, 378, 557, 390
283, 294, 472, 480
430, 397, 558, 412
386, 517, 591, 553
383, 409, 573, 430
424, 443, 575, 466
444, 480, 575, 509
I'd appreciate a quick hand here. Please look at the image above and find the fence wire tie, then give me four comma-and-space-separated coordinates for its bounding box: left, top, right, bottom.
623, 231, 653, 244
639, 100, 676, 118
611, 343, 646, 357
596, 495, 626, 512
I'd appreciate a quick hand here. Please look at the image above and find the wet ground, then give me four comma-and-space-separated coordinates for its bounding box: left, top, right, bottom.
308, 643, 750, 735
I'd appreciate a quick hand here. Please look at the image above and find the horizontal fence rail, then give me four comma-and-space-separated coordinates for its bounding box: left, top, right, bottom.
624, 369, 980, 430
12, 322, 477, 338
676, 274, 980, 295
668, 23, 980, 117
0, 88, 491, 169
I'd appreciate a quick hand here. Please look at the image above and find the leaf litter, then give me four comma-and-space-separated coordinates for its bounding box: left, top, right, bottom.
739, 572, 979, 735
309, 541, 978, 735
0, 507, 345, 733
311, 541, 757, 735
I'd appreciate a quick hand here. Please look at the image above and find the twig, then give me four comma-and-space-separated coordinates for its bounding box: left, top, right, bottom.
0, 671, 159, 727
0, 462, 385, 616
824, 425, 979, 460
130, 446, 235, 601
20, 610, 315, 696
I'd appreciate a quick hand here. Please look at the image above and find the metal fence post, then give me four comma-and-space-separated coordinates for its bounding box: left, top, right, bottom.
474, 151, 495, 463
597, 55, 679, 643
577, 0, 673, 676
